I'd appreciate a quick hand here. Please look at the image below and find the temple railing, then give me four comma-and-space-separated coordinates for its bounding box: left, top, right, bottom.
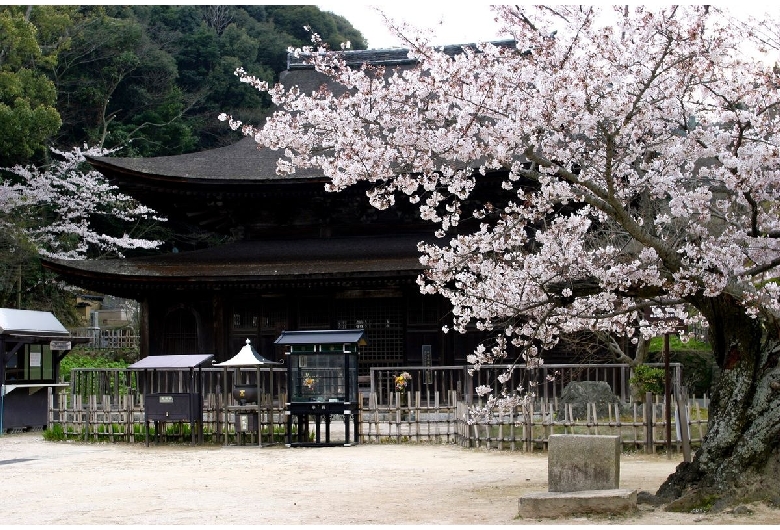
367, 363, 682, 406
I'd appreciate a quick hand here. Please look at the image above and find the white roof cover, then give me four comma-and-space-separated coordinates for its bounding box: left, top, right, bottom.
0, 308, 69, 337
214, 339, 280, 366
129, 354, 214, 369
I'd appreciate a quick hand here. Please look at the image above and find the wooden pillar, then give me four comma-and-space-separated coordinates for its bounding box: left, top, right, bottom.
676, 385, 692, 462
212, 294, 227, 362
140, 298, 150, 359
664, 333, 672, 459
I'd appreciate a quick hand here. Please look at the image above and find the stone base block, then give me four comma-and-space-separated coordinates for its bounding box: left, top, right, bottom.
518, 489, 637, 519
548, 434, 620, 492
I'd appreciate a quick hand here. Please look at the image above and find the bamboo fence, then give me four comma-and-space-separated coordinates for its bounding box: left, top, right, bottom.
48, 387, 708, 453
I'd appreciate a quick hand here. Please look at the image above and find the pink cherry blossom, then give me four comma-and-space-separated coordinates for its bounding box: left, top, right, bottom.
222, 6, 780, 424
2, 146, 164, 259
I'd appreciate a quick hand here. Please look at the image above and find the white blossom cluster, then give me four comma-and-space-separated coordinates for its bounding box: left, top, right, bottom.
221, 6, 780, 419
1, 146, 164, 259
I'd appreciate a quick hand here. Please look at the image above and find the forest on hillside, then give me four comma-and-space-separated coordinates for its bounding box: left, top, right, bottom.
0, 5, 367, 167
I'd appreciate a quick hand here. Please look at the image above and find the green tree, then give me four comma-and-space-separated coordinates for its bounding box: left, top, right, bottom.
0, 67, 60, 164
0, 6, 69, 166
265, 6, 366, 49
48, 5, 367, 155
53, 13, 146, 147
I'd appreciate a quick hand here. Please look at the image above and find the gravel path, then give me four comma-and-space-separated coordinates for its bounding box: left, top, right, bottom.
0, 432, 776, 525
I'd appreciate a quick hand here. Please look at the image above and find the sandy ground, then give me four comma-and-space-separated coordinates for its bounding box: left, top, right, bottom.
0, 431, 778, 526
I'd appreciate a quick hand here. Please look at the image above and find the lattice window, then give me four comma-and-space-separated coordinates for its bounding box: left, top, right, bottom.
229, 302, 289, 359
297, 299, 330, 330
337, 299, 404, 374
260, 304, 288, 333
232, 307, 258, 331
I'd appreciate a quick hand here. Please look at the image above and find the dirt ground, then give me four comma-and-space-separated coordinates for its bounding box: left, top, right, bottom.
0, 431, 778, 526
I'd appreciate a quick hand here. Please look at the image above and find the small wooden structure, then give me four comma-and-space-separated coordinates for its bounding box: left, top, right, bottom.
0, 308, 87, 433
277, 329, 364, 447
214, 338, 281, 446
128, 354, 213, 445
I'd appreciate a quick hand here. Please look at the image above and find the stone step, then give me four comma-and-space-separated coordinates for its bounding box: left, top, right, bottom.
518, 489, 637, 519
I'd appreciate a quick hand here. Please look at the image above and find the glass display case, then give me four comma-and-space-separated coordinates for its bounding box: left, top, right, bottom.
275, 330, 364, 447
289, 344, 358, 403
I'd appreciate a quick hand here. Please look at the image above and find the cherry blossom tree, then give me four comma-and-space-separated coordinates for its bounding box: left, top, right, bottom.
1, 145, 163, 259
223, 6, 780, 508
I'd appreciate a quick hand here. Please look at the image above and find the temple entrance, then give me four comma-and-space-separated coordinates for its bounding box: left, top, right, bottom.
163, 307, 199, 354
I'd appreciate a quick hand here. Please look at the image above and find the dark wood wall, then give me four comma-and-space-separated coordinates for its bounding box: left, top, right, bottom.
142, 286, 453, 375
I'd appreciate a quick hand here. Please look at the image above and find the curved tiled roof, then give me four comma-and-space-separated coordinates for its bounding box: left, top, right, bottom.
285, 41, 517, 69
87, 137, 324, 184
42, 234, 428, 295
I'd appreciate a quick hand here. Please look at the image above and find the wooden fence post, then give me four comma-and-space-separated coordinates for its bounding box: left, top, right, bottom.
676, 385, 692, 462
126, 393, 133, 443
645, 392, 654, 454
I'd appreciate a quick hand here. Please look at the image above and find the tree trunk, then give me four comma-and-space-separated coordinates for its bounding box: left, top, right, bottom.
657, 293, 780, 510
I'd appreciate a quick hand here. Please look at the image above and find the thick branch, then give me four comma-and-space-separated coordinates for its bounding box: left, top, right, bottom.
521, 147, 683, 273
594, 331, 636, 365
545, 277, 669, 304
743, 256, 780, 277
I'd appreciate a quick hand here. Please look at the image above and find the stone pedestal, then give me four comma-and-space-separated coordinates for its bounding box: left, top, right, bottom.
548, 434, 620, 492
518, 434, 636, 518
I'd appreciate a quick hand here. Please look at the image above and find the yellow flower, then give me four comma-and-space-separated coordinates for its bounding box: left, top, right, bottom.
395, 373, 409, 390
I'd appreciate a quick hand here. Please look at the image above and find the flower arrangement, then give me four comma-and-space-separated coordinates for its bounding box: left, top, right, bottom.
302, 373, 316, 390
395, 371, 412, 391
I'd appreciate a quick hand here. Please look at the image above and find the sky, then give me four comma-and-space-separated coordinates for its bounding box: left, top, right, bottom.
316, 4, 778, 51
316, 3, 507, 49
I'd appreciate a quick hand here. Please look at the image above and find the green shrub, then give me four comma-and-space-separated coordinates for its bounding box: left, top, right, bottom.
655, 349, 716, 396
43, 423, 66, 441
133, 423, 151, 442
262, 425, 289, 443
630, 364, 665, 395
60, 350, 130, 382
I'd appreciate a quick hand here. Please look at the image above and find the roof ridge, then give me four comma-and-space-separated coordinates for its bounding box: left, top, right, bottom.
287, 40, 517, 70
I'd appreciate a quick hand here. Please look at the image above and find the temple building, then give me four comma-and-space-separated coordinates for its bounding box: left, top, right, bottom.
42, 47, 499, 374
